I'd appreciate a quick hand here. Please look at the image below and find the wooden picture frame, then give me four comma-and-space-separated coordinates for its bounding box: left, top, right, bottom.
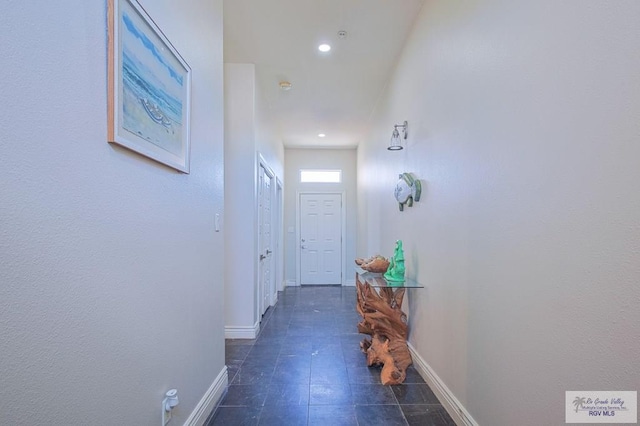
108, 0, 191, 173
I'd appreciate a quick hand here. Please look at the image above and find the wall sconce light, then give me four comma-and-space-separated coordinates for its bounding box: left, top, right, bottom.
388, 121, 408, 151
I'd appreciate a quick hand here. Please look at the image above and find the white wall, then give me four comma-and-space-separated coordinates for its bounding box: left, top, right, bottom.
224, 64, 284, 332
284, 149, 357, 285
255, 79, 285, 180
255, 79, 286, 294
224, 64, 259, 330
358, 1, 640, 425
0, 1, 225, 425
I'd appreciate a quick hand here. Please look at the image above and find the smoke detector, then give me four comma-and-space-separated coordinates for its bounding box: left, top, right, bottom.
338, 30, 347, 39
279, 81, 292, 91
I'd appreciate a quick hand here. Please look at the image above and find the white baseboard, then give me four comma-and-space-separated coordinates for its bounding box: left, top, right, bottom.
408, 342, 478, 426
224, 322, 260, 339
184, 365, 228, 426
344, 278, 355, 286
286, 279, 298, 287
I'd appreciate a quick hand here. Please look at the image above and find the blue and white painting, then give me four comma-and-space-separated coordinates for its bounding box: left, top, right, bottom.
119, 4, 185, 156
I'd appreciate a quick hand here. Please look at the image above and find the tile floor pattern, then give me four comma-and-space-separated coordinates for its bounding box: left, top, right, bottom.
206, 286, 456, 426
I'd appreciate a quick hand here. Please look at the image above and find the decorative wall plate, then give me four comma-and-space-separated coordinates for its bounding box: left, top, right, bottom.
394, 172, 421, 211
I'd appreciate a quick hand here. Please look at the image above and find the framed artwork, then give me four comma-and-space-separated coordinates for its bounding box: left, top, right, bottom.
108, 0, 191, 173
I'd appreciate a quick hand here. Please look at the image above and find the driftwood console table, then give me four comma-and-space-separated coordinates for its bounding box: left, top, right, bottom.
355, 267, 423, 385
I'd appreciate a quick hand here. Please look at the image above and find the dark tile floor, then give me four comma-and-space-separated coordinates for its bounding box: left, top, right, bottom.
206, 286, 455, 426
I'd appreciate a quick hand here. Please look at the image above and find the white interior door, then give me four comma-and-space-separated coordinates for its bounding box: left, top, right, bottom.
258, 165, 272, 316
300, 193, 342, 285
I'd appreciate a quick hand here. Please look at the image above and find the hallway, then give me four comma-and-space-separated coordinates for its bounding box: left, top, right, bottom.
207, 286, 455, 425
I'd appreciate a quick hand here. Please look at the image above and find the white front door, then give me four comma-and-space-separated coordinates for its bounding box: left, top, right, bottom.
258, 165, 272, 316
300, 193, 342, 285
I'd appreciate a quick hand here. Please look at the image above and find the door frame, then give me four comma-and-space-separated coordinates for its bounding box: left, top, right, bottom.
257, 153, 275, 321
274, 178, 284, 297
295, 191, 346, 286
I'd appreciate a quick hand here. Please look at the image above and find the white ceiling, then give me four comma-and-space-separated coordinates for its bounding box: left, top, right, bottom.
223, 0, 425, 148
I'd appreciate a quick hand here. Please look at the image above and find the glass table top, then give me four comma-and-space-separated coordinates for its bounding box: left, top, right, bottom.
355, 267, 424, 288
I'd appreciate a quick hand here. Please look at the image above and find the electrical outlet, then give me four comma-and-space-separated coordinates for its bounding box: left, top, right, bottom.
162, 399, 172, 426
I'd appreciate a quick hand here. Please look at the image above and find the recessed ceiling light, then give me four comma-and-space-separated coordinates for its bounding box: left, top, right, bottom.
318, 44, 331, 52
318, 133, 326, 137
279, 81, 292, 91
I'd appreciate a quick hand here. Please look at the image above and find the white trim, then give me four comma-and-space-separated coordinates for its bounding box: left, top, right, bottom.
184, 366, 228, 426
224, 322, 260, 339
296, 191, 346, 286
340, 192, 347, 286
295, 192, 300, 286
274, 178, 284, 298
286, 279, 298, 287
408, 343, 478, 426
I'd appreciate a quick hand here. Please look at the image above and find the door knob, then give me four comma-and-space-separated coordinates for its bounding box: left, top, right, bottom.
301, 245, 307, 249
266, 249, 272, 255
301, 238, 305, 242
260, 254, 266, 260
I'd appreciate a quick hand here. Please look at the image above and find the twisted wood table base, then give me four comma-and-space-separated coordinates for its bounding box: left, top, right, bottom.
356, 276, 412, 385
